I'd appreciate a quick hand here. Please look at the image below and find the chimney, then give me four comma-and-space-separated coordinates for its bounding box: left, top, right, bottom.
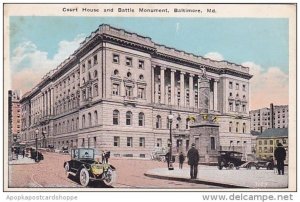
270, 103, 274, 128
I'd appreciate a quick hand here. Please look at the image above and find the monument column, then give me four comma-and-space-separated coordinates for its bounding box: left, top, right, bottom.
180, 71, 185, 107
199, 70, 210, 113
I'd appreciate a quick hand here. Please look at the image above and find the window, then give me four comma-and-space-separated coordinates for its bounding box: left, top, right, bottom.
138, 112, 145, 126
242, 105, 246, 112
264, 140, 268, 145
126, 57, 132, 66
156, 115, 162, 129
126, 111, 132, 125
270, 140, 273, 145
82, 64, 85, 73
88, 72, 92, 81
139, 137, 145, 147
242, 123, 246, 133
138, 60, 144, 69
236, 83, 239, 90
270, 147, 273, 153
88, 59, 92, 69
113, 69, 119, 76
229, 122, 232, 132
186, 118, 189, 129
127, 72, 132, 78
94, 84, 98, 96
88, 113, 92, 127
82, 115, 86, 128
127, 137, 133, 147
156, 138, 162, 147
112, 83, 120, 96
229, 102, 233, 111
236, 122, 239, 133
259, 140, 262, 145
113, 110, 119, 125
138, 87, 145, 99
229, 81, 233, 89
235, 103, 240, 112
114, 136, 120, 147
93, 137, 97, 148
242, 84, 246, 91
211, 137, 216, 150
94, 70, 98, 78
113, 54, 119, 63
125, 86, 133, 97
94, 111, 98, 125
139, 74, 144, 80
283, 139, 287, 144
93, 55, 98, 65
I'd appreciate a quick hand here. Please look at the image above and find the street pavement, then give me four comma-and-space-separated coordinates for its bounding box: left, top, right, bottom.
9, 155, 35, 165
145, 165, 288, 189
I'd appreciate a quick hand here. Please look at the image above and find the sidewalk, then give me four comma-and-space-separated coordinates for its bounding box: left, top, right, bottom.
145, 165, 288, 188
9, 155, 36, 165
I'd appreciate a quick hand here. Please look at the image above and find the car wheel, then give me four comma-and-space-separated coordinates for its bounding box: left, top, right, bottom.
256, 166, 260, 170
64, 162, 70, 176
236, 166, 240, 170
79, 168, 90, 187
267, 163, 273, 170
103, 168, 116, 186
228, 163, 234, 169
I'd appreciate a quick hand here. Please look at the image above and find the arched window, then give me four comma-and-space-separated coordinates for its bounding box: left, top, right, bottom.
156, 115, 162, 129
127, 72, 132, 78
88, 72, 92, 80
139, 74, 144, 80
76, 117, 79, 130
242, 123, 246, 133
88, 113, 92, 127
186, 118, 189, 129
229, 121, 232, 132
236, 122, 239, 133
94, 70, 98, 78
82, 115, 86, 128
126, 111, 132, 125
113, 69, 119, 76
94, 111, 98, 125
138, 112, 144, 126
113, 110, 119, 125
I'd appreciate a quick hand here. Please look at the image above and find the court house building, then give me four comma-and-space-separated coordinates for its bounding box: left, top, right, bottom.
20, 24, 253, 159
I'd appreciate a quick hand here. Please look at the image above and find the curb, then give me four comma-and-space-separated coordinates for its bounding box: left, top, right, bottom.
144, 173, 249, 188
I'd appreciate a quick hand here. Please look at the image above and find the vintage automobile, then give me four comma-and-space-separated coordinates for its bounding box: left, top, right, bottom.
217, 151, 246, 170
242, 159, 274, 170
63, 148, 116, 187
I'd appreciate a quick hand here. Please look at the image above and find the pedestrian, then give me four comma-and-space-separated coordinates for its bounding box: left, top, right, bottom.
187, 143, 200, 179
165, 151, 170, 168
274, 143, 286, 175
22, 149, 25, 158
179, 152, 185, 169
102, 150, 106, 163
104, 151, 110, 163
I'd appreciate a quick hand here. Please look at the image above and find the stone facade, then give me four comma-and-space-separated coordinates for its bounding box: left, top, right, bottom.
20, 24, 253, 158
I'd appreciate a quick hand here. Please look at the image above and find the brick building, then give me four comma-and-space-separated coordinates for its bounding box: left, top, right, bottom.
20, 24, 253, 158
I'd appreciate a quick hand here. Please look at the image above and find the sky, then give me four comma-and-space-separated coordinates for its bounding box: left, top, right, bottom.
9, 17, 289, 110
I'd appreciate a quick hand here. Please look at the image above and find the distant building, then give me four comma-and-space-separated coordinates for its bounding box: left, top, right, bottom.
256, 128, 288, 163
9, 90, 21, 141
250, 104, 288, 132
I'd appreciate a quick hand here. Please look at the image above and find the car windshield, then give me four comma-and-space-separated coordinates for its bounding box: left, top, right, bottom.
79, 149, 94, 159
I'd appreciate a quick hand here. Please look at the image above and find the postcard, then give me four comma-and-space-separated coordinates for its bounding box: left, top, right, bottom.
3, 3, 296, 194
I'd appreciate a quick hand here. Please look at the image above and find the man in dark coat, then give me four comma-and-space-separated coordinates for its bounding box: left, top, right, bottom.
274, 143, 286, 175
187, 143, 200, 179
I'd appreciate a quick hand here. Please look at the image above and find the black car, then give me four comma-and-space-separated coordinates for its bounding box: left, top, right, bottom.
63, 148, 116, 187
217, 151, 246, 170
30, 149, 44, 162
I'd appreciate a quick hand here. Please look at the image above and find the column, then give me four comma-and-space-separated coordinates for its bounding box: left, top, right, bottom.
42, 93, 45, 117
160, 67, 166, 104
214, 80, 218, 111
51, 88, 54, 115
189, 74, 194, 108
48, 89, 51, 116
198, 77, 201, 109
151, 65, 155, 103
209, 79, 214, 111
170, 69, 176, 105
180, 71, 185, 107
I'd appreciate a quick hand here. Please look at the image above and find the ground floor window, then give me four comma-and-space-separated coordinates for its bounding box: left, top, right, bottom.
139, 137, 145, 147
127, 137, 133, 147
114, 136, 120, 147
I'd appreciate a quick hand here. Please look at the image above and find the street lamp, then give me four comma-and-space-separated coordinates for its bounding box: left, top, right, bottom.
167, 111, 174, 170
35, 129, 39, 162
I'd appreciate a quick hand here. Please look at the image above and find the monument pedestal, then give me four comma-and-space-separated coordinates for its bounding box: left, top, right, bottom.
189, 114, 220, 164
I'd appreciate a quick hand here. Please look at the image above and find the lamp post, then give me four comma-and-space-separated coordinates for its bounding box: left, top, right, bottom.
167, 111, 174, 170
35, 129, 39, 162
